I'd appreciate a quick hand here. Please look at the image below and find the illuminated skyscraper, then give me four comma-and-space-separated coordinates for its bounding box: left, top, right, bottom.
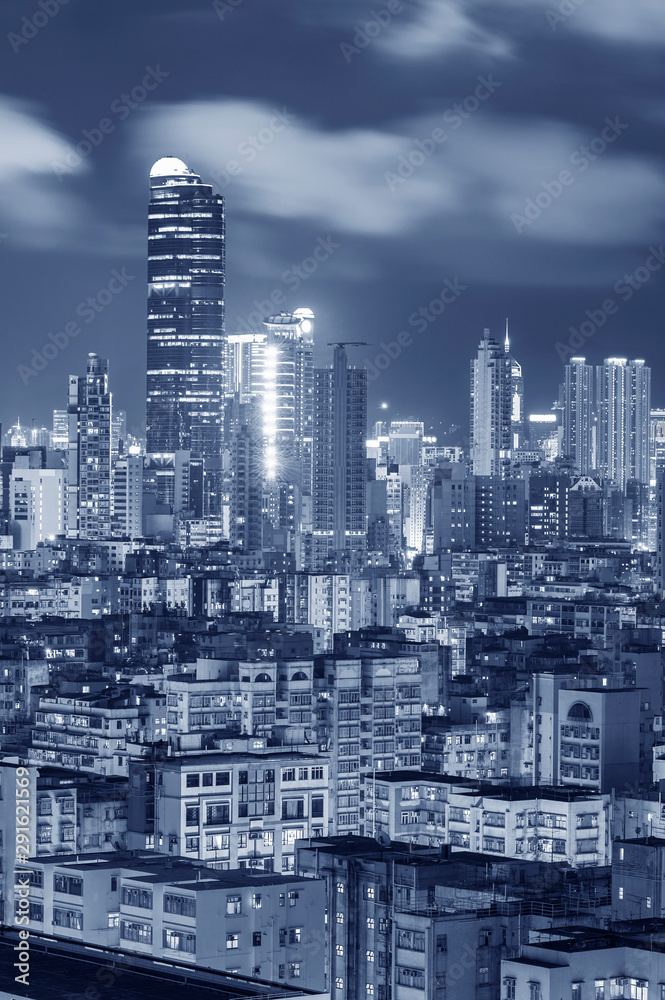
146, 157, 225, 511
470, 330, 513, 476
67, 353, 112, 539
562, 357, 595, 474
596, 358, 650, 489
260, 309, 314, 491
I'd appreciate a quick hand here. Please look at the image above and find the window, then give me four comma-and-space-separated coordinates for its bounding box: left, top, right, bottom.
594, 982, 605, 1000
107, 912, 119, 928
186, 774, 199, 787
164, 894, 195, 917
282, 768, 296, 782
478, 967, 489, 985
253, 931, 262, 947
619, 887, 624, 899
366, 951, 375, 963
120, 920, 151, 944
528, 984, 542, 1000
252, 893, 262, 909
365, 887, 375, 900
53, 874, 83, 896
367, 917, 374, 930
504, 979, 516, 1000
121, 886, 152, 909
312, 796, 325, 818
336, 945, 344, 956
226, 895, 242, 915
226, 933, 239, 949
206, 803, 230, 825
185, 836, 199, 852
335, 979, 344, 990
185, 805, 199, 826
202, 773, 213, 787
337, 912, 344, 924
298, 768, 309, 781
163, 929, 196, 953
572, 985, 582, 1000
288, 891, 298, 906
288, 963, 301, 978
289, 928, 301, 944
312, 767, 324, 780
282, 799, 305, 820
436, 934, 447, 952
53, 908, 82, 930
366, 987, 374, 997
216, 771, 230, 785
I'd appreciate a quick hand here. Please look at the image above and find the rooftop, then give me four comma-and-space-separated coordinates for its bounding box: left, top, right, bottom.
1, 931, 318, 1000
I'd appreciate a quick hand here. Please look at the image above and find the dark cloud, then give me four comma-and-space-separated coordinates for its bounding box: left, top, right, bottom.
0, 0, 663, 436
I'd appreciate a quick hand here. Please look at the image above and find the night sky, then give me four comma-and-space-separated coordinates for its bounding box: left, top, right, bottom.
1, 0, 665, 443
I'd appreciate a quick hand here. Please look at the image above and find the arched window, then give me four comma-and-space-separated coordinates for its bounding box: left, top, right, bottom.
254, 673, 271, 683
292, 671, 308, 681
567, 702, 592, 721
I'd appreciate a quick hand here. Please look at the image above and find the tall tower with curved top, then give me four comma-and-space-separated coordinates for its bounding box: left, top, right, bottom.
146, 157, 225, 511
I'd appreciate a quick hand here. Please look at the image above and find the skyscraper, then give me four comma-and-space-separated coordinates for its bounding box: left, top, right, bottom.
562, 356, 595, 474
260, 309, 314, 491
67, 353, 112, 540
146, 157, 225, 510
469, 329, 515, 476
310, 345, 367, 567
596, 358, 651, 489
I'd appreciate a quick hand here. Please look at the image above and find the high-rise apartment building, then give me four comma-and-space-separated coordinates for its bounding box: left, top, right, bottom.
146, 157, 225, 511
67, 353, 112, 540
112, 455, 144, 539
596, 357, 650, 489
562, 356, 595, 474
310, 345, 367, 568
469, 329, 517, 476
260, 309, 314, 492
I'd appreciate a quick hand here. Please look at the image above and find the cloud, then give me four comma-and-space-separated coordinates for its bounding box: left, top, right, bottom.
367, 0, 510, 60
0, 96, 91, 250
132, 99, 665, 260
542, 0, 665, 44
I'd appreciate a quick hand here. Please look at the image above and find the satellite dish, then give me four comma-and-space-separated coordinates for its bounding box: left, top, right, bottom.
376, 830, 391, 848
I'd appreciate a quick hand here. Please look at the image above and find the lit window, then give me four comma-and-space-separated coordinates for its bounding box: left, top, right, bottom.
226, 933, 239, 949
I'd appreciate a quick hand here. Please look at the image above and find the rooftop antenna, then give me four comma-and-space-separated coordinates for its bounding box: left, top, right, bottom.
504, 318, 510, 354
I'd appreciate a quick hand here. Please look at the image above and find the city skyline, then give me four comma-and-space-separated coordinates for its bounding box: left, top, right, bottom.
3, 6, 665, 1000
2, 0, 665, 432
